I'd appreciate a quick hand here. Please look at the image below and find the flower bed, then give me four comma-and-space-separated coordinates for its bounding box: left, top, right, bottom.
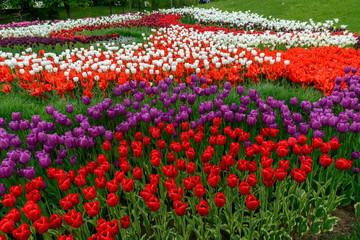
0, 7, 360, 240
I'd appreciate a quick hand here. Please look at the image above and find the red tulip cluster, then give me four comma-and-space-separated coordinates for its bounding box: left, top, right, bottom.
0, 117, 353, 239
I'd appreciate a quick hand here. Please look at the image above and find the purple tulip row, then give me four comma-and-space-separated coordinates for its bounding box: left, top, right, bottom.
0, 35, 117, 49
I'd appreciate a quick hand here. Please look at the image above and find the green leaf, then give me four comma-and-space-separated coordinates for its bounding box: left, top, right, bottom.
232, 235, 241, 240
296, 216, 308, 237
220, 224, 230, 234
260, 228, 270, 239
192, 229, 201, 239
314, 205, 326, 218
278, 231, 292, 240
309, 219, 323, 234
323, 216, 339, 232
355, 202, 360, 219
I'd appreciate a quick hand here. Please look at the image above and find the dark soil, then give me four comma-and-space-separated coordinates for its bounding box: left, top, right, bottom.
293, 204, 359, 240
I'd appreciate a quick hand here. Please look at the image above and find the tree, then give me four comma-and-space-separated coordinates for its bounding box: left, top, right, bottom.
1, 0, 34, 17
43, 0, 87, 19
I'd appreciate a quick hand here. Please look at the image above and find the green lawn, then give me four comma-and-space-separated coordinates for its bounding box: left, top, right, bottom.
199, 0, 360, 34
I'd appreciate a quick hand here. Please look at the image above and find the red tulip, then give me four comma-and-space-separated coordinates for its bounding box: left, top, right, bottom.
247, 173, 258, 187
83, 186, 96, 200
261, 167, 274, 181
50, 214, 62, 228
147, 196, 161, 212
149, 174, 159, 185
1, 194, 16, 208
290, 168, 306, 183
246, 194, 260, 210
196, 200, 209, 217
167, 152, 176, 163
5, 208, 21, 223
107, 193, 119, 207
274, 168, 287, 181
248, 161, 257, 172
33, 216, 50, 234
120, 216, 131, 229
176, 159, 186, 170
335, 158, 353, 170
186, 148, 195, 159
9, 184, 23, 198
301, 144, 313, 155
21, 201, 41, 221
194, 183, 206, 198
95, 176, 106, 189
279, 160, 290, 171
58, 234, 74, 240
276, 147, 289, 158
329, 138, 341, 150
63, 209, 83, 228
186, 162, 196, 174
183, 177, 195, 190
169, 187, 183, 201
207, 174, 220, 188
227, 174, 239, 188
74, 174, 86, 187
239, 181, 251, 195
174, 200, 187, 216
84, 201, 100, 217
58, 178, 71, 191
319, 154, 334, 168
214, 192, 226, 208
106, 179, 119, 193
102, 141, 111, 151
320, 142, 331, 154
12, 223, 31, 240
0, 218, 15, 234
298, 134, 307, 145
143, 136, 151, 146
135, 132, 143, 140
312, 138, 323, 148
121, 178, 134, 192
237, 159, 249, 171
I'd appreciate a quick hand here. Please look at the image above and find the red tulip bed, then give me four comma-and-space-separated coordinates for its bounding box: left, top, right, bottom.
0, 8, 360, 240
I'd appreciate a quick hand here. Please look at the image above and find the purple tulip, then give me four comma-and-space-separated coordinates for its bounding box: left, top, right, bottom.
82, 96, 91, 105
300, 101, 311, 111
336, 122, 350, 134
290, 97, 298, 106
12, 112, 21, 121
241, 95, 250, 105
19, 151, 31, 164
0, 183, 6, 197
66, 105, 74, 113
0, 118, 6, 127
22, 166, 36, 179
299, 122, 309, 134
237, 86, 245, 95
344, 67, 351, 73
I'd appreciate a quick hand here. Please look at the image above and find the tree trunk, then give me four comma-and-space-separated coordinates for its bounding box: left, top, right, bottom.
109, 1, 112, 15
170, 0, 172, 8
64, 1, 71, 19
129, 0, 132, 12
21, 0, 31, 20
138, 0, 140, 12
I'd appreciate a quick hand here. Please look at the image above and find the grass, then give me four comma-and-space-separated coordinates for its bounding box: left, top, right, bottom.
0, 77, 323, 125
199, 0, 360, 34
